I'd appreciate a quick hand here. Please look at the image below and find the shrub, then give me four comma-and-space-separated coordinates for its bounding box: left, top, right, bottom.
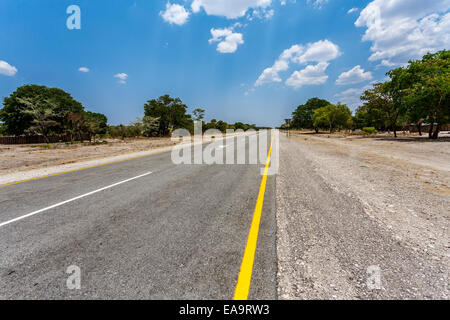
92, 140, 108, 145
363, 127, 378, 135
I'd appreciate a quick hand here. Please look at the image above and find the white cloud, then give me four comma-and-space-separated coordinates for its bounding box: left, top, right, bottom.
249, 7, 274, 20
255, 59, 290, 85
280, 0, 297, 5
380, 60, 396, 67
192, 0, 271, 19
78, 67, 90, 73
355, 0, 450, 65
255, 45, 300, 86
209, 27, 244, 53
160, 2, 190, 25
114, 73, 128, 84
347, 8, 358, 14
335, 84, 372, 108
0, 60, 18, 76
307, 0, 329, 9
286, 62, 329, 89
294, 39, 341, 64
255, 39, 340, 86
336, 65, 373, 85
265, 9, 275, 19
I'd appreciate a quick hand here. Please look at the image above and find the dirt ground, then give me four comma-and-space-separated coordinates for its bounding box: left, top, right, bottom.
289, 132, 450, 259
0, 138, 178, 176
277, 132, 449, 299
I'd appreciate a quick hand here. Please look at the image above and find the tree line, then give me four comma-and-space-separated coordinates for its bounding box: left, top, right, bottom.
287, 50, 449, 139
0, 87, 260, 142
106, 95, 261, 139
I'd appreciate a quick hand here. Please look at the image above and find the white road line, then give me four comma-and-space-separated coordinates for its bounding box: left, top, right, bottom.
214, 132, 259, 150
0, 171, 153, 229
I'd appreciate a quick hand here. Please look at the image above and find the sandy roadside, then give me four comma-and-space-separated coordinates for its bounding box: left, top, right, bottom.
276, 133, 449, 299
0, 138, 179, 186
0, 133, 254, 186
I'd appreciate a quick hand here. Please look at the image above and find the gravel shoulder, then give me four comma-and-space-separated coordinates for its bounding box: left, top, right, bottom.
276, 133, 449, 299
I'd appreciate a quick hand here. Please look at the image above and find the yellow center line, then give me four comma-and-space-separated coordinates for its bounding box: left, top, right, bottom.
233, 137, 274, 300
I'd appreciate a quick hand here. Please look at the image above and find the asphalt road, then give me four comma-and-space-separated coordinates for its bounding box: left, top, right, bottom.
0, 133, 277, 299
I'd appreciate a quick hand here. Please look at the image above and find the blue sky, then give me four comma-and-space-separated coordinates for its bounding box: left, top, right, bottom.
0, 0, 449, 127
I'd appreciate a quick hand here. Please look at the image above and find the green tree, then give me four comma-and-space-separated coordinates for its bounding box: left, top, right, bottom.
292, 98, 331, 131
67, 112, 84, 142
107, 125, 122, 139
204, 119, 217, 131
407, 50, 450, 139
192, 108, 205, 122
114, 125, 128, 140
83, 111, 108, 142
65, 111, 107, 142
0, 85, 83, 136
142, 116, 160, 137
232, 122, 256, 131
0, 122, 6, 136
144, 95, 192, 136
216, 120, 229, 133
353, 104, 389, 131
85, 112, 108, 135
313, 103, 352, 133
16, 97, 59, 143
360, 83, 400, 136
385, 67, 414, 138
405, 98, 427, 136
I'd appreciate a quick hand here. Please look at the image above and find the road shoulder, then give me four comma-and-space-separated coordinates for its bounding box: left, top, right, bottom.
276, 134, 449, 299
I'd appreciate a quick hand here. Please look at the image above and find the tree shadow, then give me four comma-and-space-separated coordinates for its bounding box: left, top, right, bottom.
289, 131, 450, 142
362, 135, 450, 143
